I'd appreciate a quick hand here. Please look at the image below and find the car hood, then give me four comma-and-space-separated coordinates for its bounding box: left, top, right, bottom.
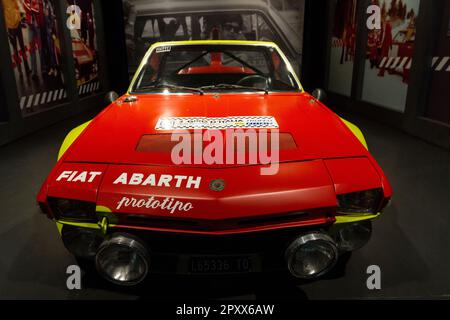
64, 92, 368, 166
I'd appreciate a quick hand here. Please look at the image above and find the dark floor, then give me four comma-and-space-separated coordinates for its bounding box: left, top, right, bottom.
0, 109, 449, 300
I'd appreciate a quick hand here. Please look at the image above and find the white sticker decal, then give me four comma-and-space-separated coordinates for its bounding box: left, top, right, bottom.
155, 116, 279, 130
155, 46, 171, 53
116, 196, 193, 214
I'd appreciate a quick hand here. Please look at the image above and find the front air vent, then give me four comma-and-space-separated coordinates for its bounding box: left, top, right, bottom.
136, 132, 297, 153
115, 211, 326, 232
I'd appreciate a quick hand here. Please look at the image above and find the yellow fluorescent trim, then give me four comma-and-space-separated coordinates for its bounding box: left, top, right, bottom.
96, 205, 112, 213
340, 118, 368, 149
55, 219, 117, 230
99, 217, 108, 235
153, 40, 277, 46
58, 120, 92, 160
340, 118, 368, 150
335, 213, 381, 224
56, 222, 63, 235
56, 220, 100, 229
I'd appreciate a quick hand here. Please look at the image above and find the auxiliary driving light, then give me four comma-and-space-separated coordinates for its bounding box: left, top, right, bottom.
335, 220, 372, 252
285, 233, 338, 279
95, 233, 150, 286
61, 225, 103, 258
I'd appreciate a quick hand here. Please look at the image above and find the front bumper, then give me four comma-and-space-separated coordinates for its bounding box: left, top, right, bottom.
57, 215, 375, 276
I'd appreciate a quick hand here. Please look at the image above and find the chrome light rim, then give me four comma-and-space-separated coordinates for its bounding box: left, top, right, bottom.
95, 233, 150, 286
285, 232, 338, 279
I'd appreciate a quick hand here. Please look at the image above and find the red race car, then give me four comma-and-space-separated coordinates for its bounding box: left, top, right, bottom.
37, 40, 392, 286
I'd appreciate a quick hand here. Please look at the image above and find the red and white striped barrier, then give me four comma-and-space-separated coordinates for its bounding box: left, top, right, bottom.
19, 81, 100, 110
378, 56, 450, 72
20, 88, 67, 110
78, 81, 100, 95
378, 56, 412, 70
431, 56, 450, 72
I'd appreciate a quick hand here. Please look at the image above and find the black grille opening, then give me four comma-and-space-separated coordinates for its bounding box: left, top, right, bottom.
115, 211, 320, 232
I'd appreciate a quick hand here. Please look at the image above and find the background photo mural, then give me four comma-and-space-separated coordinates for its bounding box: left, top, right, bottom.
122, 0, 305, 80
362, 0, 420, 112
66, 0, 100, 97
1, 0, 67, 116
328, 0, 357, 97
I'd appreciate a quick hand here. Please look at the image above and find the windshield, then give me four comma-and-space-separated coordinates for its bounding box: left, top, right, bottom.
131, 44, 300, 94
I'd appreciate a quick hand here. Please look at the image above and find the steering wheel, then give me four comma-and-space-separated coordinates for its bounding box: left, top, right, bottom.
237, 75, 268, 89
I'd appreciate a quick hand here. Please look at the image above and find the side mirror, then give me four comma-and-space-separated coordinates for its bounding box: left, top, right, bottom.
312, 88, 327, 102
105, 91, 119, 105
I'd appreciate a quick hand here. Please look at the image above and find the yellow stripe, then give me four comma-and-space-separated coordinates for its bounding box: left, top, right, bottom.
99, 217, 108, 235
153, 40, 277, 47
55, 214, 377, 231
340, 118, 368, 150
55, 219, 116, 230
335, 213, 380, 224
57, 121, 92, 160
56, 221, 63, 235
96, 205, 112, 213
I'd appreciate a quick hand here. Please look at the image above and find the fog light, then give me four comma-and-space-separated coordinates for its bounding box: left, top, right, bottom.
95, 233, 150, 286
285, 233, 338, 279
336, 221, 372, 252
61, 225, 103, 258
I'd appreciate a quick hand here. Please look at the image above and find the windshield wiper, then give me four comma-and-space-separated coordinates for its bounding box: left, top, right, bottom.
200, 84, 268, 94
135, 83, 204, 95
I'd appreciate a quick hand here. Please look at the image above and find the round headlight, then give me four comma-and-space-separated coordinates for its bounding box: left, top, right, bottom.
285, 233, 338, 279
336, 221, 372, 252
95, 233, 150, 286
61, 225, 103, 258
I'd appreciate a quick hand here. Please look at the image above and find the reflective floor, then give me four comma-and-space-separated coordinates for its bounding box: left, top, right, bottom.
0, 109, 449, 299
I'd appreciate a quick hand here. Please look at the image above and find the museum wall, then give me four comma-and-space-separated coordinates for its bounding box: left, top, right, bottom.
321, 0, 450, 150
0, 0, 110, 146
0, 0, 306, 146
425, 0, 450, 125
0, 0, 448, 150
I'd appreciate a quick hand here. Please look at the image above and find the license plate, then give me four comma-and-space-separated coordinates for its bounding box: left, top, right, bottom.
188, 256, 254, 274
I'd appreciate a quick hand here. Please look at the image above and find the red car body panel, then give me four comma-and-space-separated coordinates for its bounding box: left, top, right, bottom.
47, 163, 108, 203
38, 91, 393, 234
325, 158, 383, 195
98, 161, 336, 218
62, 93, 368, 165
